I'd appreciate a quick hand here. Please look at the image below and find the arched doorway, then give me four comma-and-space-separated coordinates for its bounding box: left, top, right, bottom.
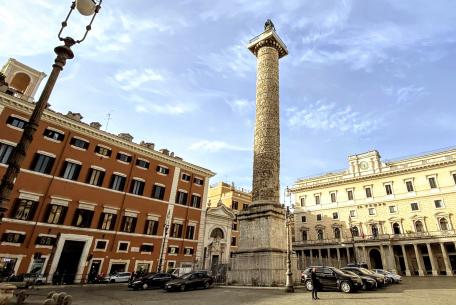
369, 248, 383, 269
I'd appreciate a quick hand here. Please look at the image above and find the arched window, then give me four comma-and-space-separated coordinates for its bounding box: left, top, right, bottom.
210, 228, 224, 239
372, 224, 379, 237
351, 226, 359, 237
439, 218, 449, 231
334, 227, 341, 239
10, 72, 31, 94
415, 220, 424, 233
317, 229, 324, 240
302, 231, 307, 241
392, 223, 401, 234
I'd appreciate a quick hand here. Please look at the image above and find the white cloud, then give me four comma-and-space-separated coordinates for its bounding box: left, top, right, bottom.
286, 101, 379, 134
396, 86, 425, 104
201, 43, 255, 78
226, 98, 254, 114
127, 94, 194, 115
189, 140, 250, 153
113, 69, 164, 91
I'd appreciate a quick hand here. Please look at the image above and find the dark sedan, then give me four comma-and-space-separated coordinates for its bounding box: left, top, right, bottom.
164, 271, 213, 292
129, 273, 177, 290
341, 267, 386, 287
342, 270, 377, 290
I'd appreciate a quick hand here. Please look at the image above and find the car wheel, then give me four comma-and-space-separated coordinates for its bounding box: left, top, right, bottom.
340, 281, 352, 293
142, 283, 148, 290
204, 281, 210, 289
362, 283, 367, 290
110, 279, 115, 283
305, 280, 313, 291
180, 284, 186, 292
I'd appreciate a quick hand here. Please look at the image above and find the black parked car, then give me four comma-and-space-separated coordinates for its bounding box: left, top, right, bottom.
129, 273, 177, 290
302, 266, 363, 293
341, 267, 386, 287
164, 271, 213, 292
342, 270, 377, 290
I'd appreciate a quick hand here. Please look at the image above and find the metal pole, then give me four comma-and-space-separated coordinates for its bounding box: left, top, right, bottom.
349, 216, 357, 265
0, 39, 74, 219
285, 205, 294, 292
157, 223, 169, 272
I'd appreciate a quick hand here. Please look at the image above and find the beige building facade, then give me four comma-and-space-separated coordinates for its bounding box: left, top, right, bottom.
290, 149, 456, 276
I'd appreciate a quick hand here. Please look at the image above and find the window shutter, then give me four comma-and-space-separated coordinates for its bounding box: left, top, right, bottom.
131, 217, 137, 233
18, 234, 26, 243
28, 201, 38, 220
178, 224, 183, 238
110, 214, 117, 230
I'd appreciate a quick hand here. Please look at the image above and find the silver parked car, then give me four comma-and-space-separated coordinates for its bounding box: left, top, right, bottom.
104, 272, 131, 283
372, 269, 402, 284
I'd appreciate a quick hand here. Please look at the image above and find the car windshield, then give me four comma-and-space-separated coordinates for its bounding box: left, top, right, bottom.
359, 268, 374, 275
343, 270, 357, 276
331, 268, 346, 276
181, 273, 193, 279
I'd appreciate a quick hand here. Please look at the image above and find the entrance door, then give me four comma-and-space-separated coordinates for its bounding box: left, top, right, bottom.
88, 260, 102, 283
109, 263, 126, 275
211, 255, 219, 275
369, 249, 383, 269
54, 240, 85, 284
423, 256, 432, 274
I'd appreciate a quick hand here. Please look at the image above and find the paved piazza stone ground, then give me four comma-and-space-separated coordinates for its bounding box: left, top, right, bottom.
21, 277, 455, 305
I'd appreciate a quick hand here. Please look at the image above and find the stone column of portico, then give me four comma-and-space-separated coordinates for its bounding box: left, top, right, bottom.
401, 245, 412, 276
318, 249, 322, 265
346, 247, 351, 264
380, 245, 388, 270
388, 245, 397, 273
426, 243, 439, 276
413, 244, 425, 276
362, 246, 368, 266
440, 243, 453, 276
336, 248, 341, 268
309, 249, 313, 266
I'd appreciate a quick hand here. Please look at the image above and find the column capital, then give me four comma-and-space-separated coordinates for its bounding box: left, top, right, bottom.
248, 26, 288, 58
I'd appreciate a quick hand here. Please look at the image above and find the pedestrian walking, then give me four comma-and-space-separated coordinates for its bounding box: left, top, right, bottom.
310, 268, 320, 300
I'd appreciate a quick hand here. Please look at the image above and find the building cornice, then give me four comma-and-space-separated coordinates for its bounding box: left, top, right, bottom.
0, 92, 215, 177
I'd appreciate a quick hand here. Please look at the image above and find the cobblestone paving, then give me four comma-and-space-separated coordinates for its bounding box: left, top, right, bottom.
19, 277, 456, 305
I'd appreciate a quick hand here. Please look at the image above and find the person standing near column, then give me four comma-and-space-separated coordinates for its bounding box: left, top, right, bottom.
311, 268, 320, 300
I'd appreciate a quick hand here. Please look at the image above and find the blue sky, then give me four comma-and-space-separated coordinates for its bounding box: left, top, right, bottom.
1, 0, 456, 199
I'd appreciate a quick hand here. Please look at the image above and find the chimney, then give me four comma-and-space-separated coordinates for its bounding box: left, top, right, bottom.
90, 122, 102, 129
140, 141, 155, 150
66, 111, 83, 122
118, 133, 134, 142
170, 152, 175, 157
159, 148, 170, 156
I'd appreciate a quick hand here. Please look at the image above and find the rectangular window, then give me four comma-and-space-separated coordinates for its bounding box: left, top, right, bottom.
45, 205, 67, 224
301, 216, 307, 223
385, 184, 393, 195
70, 137, 89, 150
184, 248, 194, 255
434, 200, 444, 208
30, 153, 55, 174
389, 206, 397, 213
60, 161, 81, 181
190, 195, 201, 208
43, 128, 64, 141
194, 177, 204, 185
316, 214, 322, 221
243, 203, 248, 209
152, 185, 166, 200
368, 208, 376, 215
330, 192, 336, 203
300, 197, 305, 206
86, 168, 105, 186
175, 191, 188, 205
140, 244, 153, 252
315, 195, 320, 205
181, 173, 191, 181
95, 145, 111, 157
110, 174, 126, 191
35, 236, 56, 246
349, 210, 356, 218
231, 201, 239, 210
168, 246, 179, 254
453, 173, 456, 185
170, 223, 183, 238
7, 116, 27, 129
116, 152, 132, 163
428, 177, 437, 189
156, 165, 169, 175
95, 240, 107, 250
12, 199, 37, 220
144, 219, 159, 235
185, 225, 195, 239
118, 242, 129, 251
332, 212, 338, 220
72, 208, 94, 228
121, 216, 137, 233
98, 213, 117, 230
135, 159, 149, 169
410, 202, 419, 211
231, 237, 237, 246
0, 143, 14, 164
2, 233, 25, 244
347, 190, 354, 201
406, 181, 414, 192
365, 187, 372, 198
130, 179, 145, 196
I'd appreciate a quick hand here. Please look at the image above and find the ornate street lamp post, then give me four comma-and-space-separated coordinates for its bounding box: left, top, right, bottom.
0, 0, 102, 220
348, 215, 358, 264
284, 187, 294, 293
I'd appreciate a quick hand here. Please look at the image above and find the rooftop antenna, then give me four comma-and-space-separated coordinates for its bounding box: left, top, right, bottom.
105, 111, 113, 131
